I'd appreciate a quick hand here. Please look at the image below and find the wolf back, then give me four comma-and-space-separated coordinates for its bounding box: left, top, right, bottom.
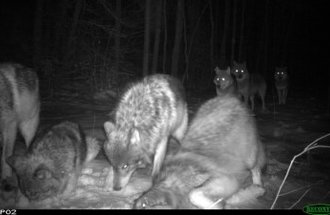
0, 63, 40, 180
134, 95, 266, 209
103, 74, 188, 191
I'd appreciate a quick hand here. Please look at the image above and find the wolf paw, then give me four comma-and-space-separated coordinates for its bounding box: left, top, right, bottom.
134, 190, 173, 209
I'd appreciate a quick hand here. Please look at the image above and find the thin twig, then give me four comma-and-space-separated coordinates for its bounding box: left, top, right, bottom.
270, 133, 330, 209
288, 188, 311, 209
208, 198, 223, 209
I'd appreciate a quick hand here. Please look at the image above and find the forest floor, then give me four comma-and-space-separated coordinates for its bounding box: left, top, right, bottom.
0, 86, 329, 210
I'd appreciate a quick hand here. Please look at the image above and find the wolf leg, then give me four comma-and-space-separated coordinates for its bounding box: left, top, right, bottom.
152, 136, 168, 177
1, 119, 17, 179
19, 108, 39, 148
251, 166, 262, 186
189, 175, 240, 209
172, 104, 188, 141
249, 95, 255, 111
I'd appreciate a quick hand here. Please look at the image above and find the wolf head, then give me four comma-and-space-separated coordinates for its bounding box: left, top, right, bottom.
274, 67, 288, 81
6, 154, 63, 201
104, 121, 150, 191
214, 66, 233, 90
231, 61, 249, 81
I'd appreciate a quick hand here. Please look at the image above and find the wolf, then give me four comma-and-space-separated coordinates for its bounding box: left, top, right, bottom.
274, 67, 289, 105
103, 74, 188, 191
231, 61, 267, 111
214, 66, 237, 97
134, 95, 266, 209
6, 121, 100, 201
0, 63, 40, 181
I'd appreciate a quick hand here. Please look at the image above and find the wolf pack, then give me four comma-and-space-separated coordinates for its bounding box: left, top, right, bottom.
0, 61, 289, 209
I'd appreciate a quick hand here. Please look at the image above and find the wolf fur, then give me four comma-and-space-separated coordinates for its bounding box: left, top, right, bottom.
103, 74, 188, 191
6, 121, 100, 201
214, 66, 237, 97
231, 61, 267, 111
134, 95, 266, 209
0, 63, 40, 180
274, 67, 289, 105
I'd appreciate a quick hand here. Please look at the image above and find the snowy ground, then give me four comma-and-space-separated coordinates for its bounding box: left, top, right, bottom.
0, 87, 329, 209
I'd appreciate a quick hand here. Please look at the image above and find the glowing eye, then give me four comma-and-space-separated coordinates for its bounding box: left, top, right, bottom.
222, 78, 225, 81
235, 70, 238, 73
122, 164, 128, 170
142, 203, 147, 208
241, 70, 244, 73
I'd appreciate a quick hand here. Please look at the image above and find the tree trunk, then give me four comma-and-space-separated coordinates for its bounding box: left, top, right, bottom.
162, 0, 167, 73
238, 0, 246, 61
263, 0, 269, 76
64, 0, 83, 66
280, 6, 295, 66
171, 0, 184, 78
209, 0, 215, 70
219, 0, 230, 67
143, 0, 151, 76
33, 0, 43, 68
151, 0, 163, 73
230, 0, 237, 65
115, 0, 121, 76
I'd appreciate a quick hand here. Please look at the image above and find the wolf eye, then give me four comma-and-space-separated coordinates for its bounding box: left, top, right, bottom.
221, 78, 225, 81
235, 69, 238, 73
122, 164, 129, 170
241, 70, 244, 73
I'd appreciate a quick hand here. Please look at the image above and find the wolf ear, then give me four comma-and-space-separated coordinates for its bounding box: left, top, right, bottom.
6, 155, 23, 171
226, 66, 231, 75
130, 128, 141, 146
104, 121, 115, 136
214, 66, 220, 75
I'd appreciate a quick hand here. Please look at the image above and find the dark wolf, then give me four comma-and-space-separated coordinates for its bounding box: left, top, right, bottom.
274, 67, 289, 105
214, 66, 237, 97
6, 121, 100, 201
103, 74, 188, 191
0, 63, 40, 181
231, 61, 267, 111
134, 95, 266, 209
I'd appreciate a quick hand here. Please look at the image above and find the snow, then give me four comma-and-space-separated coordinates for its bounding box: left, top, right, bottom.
0, 91, 329, 209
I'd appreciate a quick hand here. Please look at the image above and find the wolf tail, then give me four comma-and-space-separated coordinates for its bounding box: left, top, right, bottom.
225, 185, 266, 209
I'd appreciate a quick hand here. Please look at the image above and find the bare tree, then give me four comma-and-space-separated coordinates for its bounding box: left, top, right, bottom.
219, 0, 230, 67
162, 0, 167, 73
64, 0, 83, 66
115, 0, 121, 75
238, 0, 246, 61
33, 0, 43, 68
151, 0, 163, 73
171, 0, 184, 77
230, 0, 237, 65
143, 0, 151, 76
209, 0, 215, 70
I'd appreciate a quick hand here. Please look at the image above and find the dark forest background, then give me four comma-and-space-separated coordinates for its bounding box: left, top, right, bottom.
0, 0, 328, 102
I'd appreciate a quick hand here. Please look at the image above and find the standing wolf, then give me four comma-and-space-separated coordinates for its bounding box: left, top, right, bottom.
134, 95, 266, 209
274, 67, 289, 105
214, 66, 237, 97
103, 74, 188, 191
0, 63, 40, 180
231, 61, 267, 111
